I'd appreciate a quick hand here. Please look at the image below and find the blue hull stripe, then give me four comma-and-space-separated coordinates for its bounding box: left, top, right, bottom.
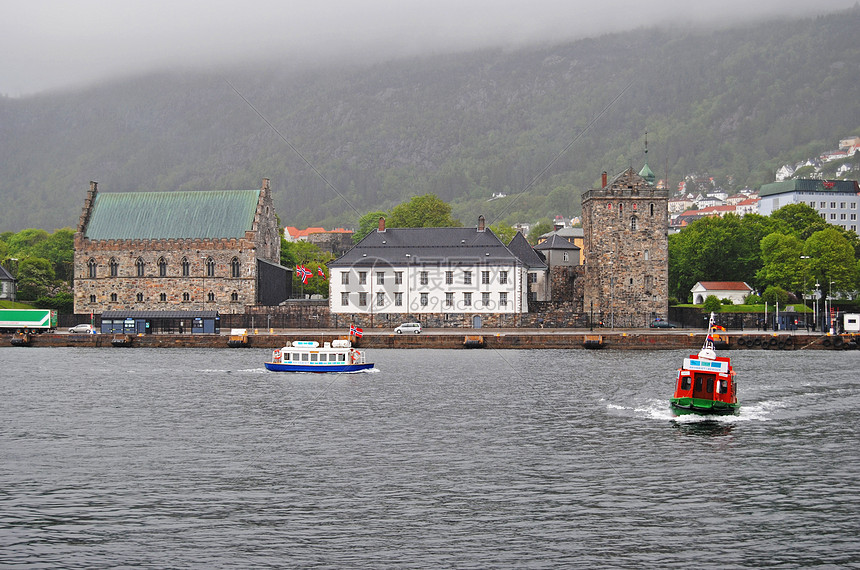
264, 362, 374, 373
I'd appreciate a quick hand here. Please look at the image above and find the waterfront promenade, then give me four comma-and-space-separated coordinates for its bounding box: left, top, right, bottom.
2, 328, 853, 350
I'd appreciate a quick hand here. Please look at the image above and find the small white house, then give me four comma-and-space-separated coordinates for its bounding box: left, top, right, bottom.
690, 281, 754, 305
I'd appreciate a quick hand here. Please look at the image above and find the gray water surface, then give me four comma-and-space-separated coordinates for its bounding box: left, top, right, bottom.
1, 347, 858, 568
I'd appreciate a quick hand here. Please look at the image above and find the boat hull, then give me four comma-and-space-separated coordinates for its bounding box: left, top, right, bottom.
264, 362, 374, 373
670, 397, 740, 416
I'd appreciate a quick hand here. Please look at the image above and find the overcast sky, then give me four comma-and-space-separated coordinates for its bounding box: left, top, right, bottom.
1, 0, 856, 97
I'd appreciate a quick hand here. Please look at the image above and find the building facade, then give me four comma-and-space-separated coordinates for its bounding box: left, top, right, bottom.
581, 167, 669, 327
328, 217, 531, 320
73, 179, 288, 315
758, 179, 859, 232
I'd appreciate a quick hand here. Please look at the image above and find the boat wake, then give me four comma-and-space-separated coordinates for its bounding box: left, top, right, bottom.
607, 398, 779, 424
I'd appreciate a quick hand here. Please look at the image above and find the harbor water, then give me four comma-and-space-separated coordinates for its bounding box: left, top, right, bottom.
1, 347, 859, 567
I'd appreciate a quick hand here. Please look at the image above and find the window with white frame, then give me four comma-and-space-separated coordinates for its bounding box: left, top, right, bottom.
377, 271, 384, 285
358, 292, 367, 306
500, 292, 508, 307
394, 271, 402, 284
394, 292, 403, 306
482, 271, 490, 284
464, 271, 472, 285
482, 292, 490, 306
420, 271, 428, 285
376, 292, 385, 306
341, 272, 349, 285
341, 292, 348, 306
464, 292, 471, 306
446, 271, 453, 285
500, 271, 508, 284
359, 271, 367, 285
445, 292, 453, 307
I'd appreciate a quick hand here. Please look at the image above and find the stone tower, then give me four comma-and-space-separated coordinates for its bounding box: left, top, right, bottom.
581, 167, 669, 327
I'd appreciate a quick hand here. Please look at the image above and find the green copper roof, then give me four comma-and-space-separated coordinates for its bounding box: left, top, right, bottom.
84, 190, 261, 240
638, 162, 655, 186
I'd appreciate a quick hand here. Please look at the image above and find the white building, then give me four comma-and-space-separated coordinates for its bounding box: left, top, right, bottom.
328, 217, 538, 316
758, 179, 860, 233
690, 281, 754, 305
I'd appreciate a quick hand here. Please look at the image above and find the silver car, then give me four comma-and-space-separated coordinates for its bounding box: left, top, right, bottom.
394, 322, 422, 334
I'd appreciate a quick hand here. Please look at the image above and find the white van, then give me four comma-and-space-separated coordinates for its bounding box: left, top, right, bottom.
394, 322, 422, 334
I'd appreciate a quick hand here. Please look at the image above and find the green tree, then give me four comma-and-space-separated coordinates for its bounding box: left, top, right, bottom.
804, 227, 859, 294
528, 219, 553, 245
15, 257, 55, 301
387, 194, 460, 228
489, 223, 516, 245
761, 285, 789, 306
353, 211, 388, 243
31, 228, 75, 281
755, 232, 804, 292
769, 203, 826, 239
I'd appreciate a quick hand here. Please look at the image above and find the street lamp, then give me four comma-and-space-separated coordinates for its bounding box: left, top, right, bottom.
9, 258, 18, 304
800, 256, 810, 330
814, 281, 820, 331
829, 278, 835, 334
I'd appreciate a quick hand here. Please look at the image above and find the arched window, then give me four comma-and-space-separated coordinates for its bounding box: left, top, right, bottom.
181, 257, 190, 277
206, 257, 215, 277
136, 292, 143, 302
207, 291, 215, 302
87, 258, 97, 278
231, 257, 240, 278
231, 291, 239, 302
619, 203, 623, 217
159, 293, 167, 302
644, 249, 650, 261
110, 293, 117, 302
630, 216, 638, 231
136, 258, 145, 277
183, 292, 190, 302
158, 257, 167, 277
109, 258, 118, 277
650, 203, 654, 216
89, 294, 96, 303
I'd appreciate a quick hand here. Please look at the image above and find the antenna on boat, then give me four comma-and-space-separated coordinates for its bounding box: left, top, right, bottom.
699, 312, 718, 360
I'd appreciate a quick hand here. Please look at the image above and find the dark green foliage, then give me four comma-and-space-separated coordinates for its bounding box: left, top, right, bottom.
761, 286, 789, 306
2, 8, 860, 233
703, 295, 722, 312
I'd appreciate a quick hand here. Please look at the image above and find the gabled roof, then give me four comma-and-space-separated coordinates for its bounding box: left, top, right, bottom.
329, 226, 521, 267
506, 231, 547, 269
84, 190, 262, 240
692, 281, 753, 291
534, 233, 581, 251
0, 265, 14, 281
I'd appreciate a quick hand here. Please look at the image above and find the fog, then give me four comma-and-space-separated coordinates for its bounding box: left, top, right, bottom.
1, 0, 856, 96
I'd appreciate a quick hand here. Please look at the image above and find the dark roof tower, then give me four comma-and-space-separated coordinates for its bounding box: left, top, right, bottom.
638, 131, 656, 187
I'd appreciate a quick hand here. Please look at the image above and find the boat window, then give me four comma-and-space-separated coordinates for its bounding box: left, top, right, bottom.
706, 378, 714, 394
694, 377, 703, 392
337, 354, 345, 361
716, 379, 728, 394
292, 353, 300, 361
310, 353, 318, 362
301, 353, 308, 361
680, 377, 691, 390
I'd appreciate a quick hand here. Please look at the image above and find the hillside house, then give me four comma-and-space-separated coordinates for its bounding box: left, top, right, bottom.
690, 281, 753, 304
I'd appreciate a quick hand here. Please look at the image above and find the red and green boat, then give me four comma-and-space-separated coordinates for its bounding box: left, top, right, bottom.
670, 313, 740, 415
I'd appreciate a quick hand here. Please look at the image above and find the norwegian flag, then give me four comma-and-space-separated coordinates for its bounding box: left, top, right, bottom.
296, 264, 312, 284
317, 267, 326, 278
350, 325, 363, 338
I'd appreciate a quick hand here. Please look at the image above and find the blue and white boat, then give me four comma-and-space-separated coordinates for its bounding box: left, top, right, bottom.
264, 340, 374, 373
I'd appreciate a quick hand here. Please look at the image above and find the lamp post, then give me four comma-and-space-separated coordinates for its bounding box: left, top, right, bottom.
829, 278, 835, 335
9, 258, 18, 304
814, 281, 820, 332
800, 256, 810, 330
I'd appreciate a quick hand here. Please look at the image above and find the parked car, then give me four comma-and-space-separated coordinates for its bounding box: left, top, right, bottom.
69, 323, 95, 334
394, 322, 422, 334
649, 320, 677, 329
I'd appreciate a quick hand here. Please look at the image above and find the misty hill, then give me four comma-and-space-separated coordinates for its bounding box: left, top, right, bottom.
1, 6, 859, 233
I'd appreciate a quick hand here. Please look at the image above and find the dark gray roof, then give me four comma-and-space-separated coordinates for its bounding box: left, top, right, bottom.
534, 234, 581, 251
329, 227, 522, 267
759, 179, 859, 197
506, 231, 547, 269
0, 265, 14, 281
101, 310, 219, 319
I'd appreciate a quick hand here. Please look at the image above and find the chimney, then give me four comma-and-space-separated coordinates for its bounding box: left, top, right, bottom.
478, 215, 485, 232
378, 217, 386, 232
602, 171, 607, 188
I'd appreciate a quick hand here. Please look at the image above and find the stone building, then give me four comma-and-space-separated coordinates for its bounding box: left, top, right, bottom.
73, 179, 289, 315
581, 167, 669, 327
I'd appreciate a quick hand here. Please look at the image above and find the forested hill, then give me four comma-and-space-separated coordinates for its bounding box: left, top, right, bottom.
2, 6, 859, 233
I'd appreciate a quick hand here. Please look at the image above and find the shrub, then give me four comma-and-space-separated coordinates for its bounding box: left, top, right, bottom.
720, 298, 734, 305
703, 295, 722, 312
762, 285, 789, 306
